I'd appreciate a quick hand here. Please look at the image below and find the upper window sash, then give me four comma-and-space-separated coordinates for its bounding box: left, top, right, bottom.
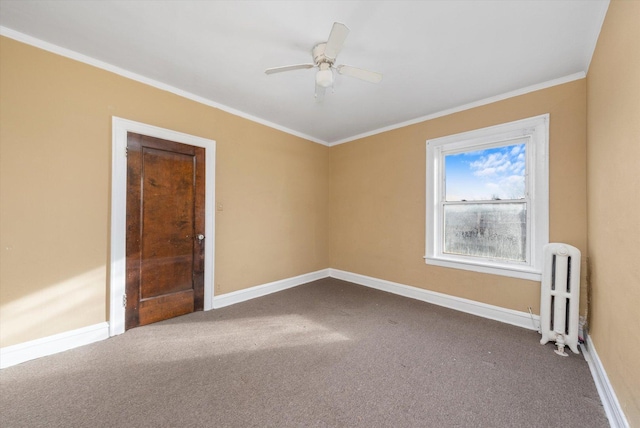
425, 114, 549, 281
441, 137, 530, 203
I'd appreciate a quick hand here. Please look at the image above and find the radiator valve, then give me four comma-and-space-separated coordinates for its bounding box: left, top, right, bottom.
554, 333, 569, 357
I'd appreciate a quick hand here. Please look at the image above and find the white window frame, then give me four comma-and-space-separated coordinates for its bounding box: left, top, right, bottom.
425, 114, 549, 281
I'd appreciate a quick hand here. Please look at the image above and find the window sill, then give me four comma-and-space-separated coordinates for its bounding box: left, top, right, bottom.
424, 256, 541, 281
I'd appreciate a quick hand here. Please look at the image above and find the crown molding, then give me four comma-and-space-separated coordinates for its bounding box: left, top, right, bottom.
1, 26, 587, 149
328, 72, 586, 146
0, 26, 328, 147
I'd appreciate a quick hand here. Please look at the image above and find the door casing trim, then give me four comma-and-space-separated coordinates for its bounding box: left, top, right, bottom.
110, 117, 216, 336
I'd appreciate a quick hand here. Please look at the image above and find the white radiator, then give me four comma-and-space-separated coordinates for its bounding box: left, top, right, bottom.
540, 243, 581, 356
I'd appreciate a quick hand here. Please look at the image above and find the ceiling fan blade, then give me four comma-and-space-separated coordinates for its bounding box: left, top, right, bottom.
324, 22, 350, 60
265, 64, 315, 75
336, 65, 383, 83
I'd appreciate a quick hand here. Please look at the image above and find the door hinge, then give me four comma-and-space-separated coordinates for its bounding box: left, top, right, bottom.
122, 294, 127, 308
125, 147, 128, 157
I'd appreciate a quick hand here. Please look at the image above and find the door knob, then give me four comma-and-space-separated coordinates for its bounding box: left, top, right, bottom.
197, 234, 205, 242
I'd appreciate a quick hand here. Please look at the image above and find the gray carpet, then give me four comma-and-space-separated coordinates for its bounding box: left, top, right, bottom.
0, 278, 608, 427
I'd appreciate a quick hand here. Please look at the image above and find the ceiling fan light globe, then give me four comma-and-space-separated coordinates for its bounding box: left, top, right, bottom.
316, 69, 333, 88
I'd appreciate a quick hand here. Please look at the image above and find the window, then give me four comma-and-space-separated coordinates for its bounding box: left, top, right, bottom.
425, 115, 549, 281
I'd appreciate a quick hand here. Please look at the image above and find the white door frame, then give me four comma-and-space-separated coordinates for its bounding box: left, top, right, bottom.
109, 117, 216, 336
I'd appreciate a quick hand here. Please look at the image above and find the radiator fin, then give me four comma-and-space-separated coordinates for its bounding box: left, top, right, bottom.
539, 243, 581, 355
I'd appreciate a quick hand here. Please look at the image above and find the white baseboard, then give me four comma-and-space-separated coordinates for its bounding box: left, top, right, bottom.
329, 269, 540, 331
212, 268, 331, 309
1, 270, 627, 428
0, 322, 109, 369
581, 336, 629, 428
0, 269, 551, 371
0, 269, 331, 369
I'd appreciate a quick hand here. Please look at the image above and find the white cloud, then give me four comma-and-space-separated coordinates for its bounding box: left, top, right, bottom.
474, 167, 497, 177
509, 160, 525, 174
467, 143, 526, 199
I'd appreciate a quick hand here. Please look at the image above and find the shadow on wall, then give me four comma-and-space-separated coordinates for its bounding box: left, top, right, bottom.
0, 266, 106, 347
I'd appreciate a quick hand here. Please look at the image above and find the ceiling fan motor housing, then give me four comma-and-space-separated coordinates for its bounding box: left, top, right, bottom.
313, 43, 334, 88
313, 43, 334, 65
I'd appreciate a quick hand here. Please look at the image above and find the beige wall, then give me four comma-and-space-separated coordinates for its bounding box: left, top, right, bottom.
587, 0, 640, 425
330, 79, 588, 315
0, 37, 330, 347
3, 4, 639, 423
1, 35, 587, 347
2, 8, 637, 423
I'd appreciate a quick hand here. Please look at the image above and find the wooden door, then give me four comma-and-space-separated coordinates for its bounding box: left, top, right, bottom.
125, 132, 205, 330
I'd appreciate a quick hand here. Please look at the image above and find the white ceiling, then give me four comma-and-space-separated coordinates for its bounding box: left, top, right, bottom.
0, 1, 609, 145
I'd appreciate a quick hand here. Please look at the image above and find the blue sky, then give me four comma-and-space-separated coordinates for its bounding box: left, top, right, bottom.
445, 142, 526, 201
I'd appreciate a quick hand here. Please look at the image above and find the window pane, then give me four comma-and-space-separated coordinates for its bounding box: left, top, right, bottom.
445, 142, 526, 201
443, 203, 526, 261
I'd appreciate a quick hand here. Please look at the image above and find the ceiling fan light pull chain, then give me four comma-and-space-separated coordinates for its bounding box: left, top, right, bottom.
330, 68, 336, 93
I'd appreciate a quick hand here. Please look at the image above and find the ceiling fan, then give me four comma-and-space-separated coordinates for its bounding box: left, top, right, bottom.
265, 22, 383, 100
